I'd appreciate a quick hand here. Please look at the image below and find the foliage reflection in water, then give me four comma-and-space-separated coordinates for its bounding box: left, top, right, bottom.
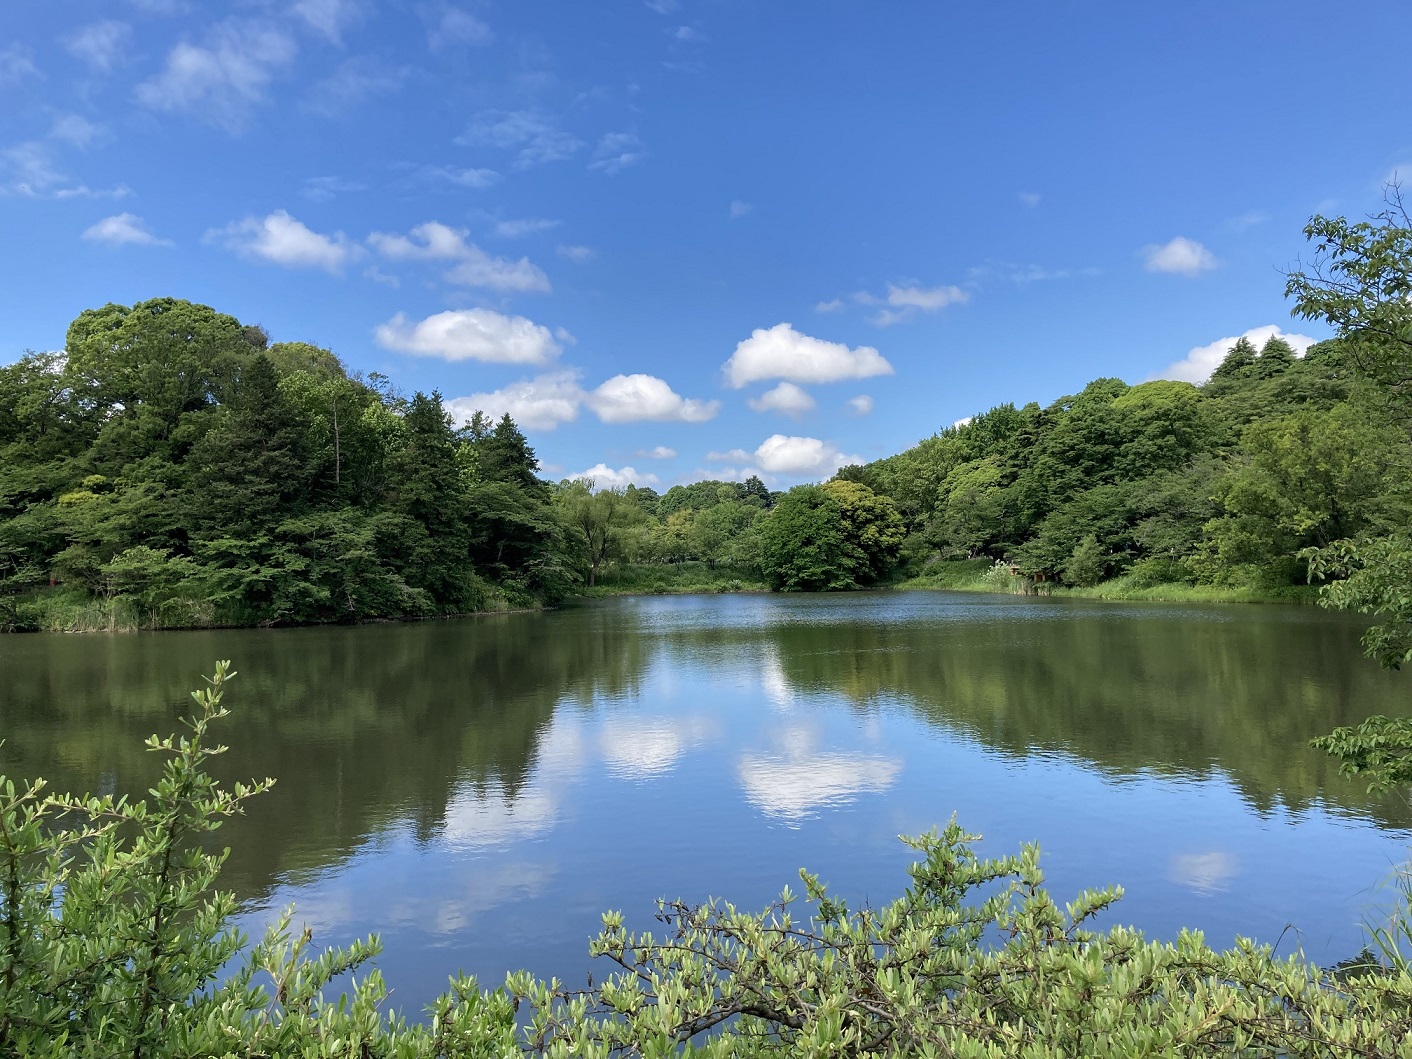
1, 590, 1408, 1007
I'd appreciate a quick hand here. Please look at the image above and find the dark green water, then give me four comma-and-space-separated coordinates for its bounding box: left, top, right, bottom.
2, 591, 1410, 1006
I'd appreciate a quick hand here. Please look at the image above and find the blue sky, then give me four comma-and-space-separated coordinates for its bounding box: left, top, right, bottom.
4, 1, 1410, 488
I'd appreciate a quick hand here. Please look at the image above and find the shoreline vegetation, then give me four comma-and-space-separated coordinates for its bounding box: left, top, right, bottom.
7, 558, 1316, 634
1, 202, 1409, 649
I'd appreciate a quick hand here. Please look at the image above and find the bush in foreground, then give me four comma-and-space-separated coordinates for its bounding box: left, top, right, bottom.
4, 664, 1412, 1056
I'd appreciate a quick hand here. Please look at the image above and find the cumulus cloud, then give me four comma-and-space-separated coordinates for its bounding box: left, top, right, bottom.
846, 394, 874, 416
748, 381, 815, 418
375, 308, 562, 364
753, 434, 860, 477
64, 21, 132, 73
723, 323, 893, 388
445, 370, 716, 430
456, 109, 582, 168
135, 21, 297, 132
445, 371, 582, 430
589, 132, 647, 174
368, 221, 549, 292
814, 299, 844, 313
729, 199, 752, 218
587, 374, 719, 423
1151, 325, 1317, 383
1143, 236, 1218, 276
639, 445, 677, 459
82, 213, 171, 246
302, 57, 407, 116
706, 448, 752, 463
207, 209, 359, 272
571, 464, 661, 489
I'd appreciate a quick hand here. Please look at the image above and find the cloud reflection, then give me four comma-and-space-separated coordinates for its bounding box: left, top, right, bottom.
1169, 851, 1238, 894
738, 751, 901, 822
599, 715, 716, 781
442, 785, 558, 849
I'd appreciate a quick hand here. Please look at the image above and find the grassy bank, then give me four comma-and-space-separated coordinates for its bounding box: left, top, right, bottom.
0, 584, 541, 633
574, 560, 769, 598
894, 559, 1320, 605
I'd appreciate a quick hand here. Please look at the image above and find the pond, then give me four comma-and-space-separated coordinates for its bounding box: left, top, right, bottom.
2, 590, 1410, 1008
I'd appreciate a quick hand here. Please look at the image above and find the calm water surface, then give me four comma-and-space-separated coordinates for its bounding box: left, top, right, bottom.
3, 591, 1411, 1008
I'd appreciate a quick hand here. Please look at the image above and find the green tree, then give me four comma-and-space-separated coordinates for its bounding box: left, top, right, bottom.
759, 485, 862, 591
1062, 534, 1106, 586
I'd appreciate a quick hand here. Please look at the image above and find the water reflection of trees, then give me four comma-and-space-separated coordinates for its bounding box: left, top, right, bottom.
657, 603, 1412, 828
0, 609, 650, 903
4, 596, 1409, 911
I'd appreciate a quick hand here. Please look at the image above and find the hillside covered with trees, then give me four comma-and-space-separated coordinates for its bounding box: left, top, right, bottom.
4, 200, 1412, 631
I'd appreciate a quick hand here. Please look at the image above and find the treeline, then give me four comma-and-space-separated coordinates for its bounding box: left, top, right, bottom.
0, 298, 912, 631
0, 298, 570, 630
843, 334, 1411, 592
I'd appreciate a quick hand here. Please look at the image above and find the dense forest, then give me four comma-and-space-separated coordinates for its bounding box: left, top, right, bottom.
4, 200, 1412, 632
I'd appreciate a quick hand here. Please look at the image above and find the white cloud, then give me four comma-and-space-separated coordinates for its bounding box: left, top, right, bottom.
706, 448, 752, 462
64, 22, 132, 73
748, 381, 815, 418
50, 115, 102, 148
589, 132, 647, 174
724, 323, 893, 388
587, 374, 719, 423
729, 199, 752, 218
639, 445, 677, 460
846, 394, 874, 416
951, 415, 974, 430
207, 209, 359, 272
82, 213, 171, 246
416, 164, 501, 189
302, 57, 407, 116
301, 174, 364, 201
1018, 191, 1040, 207
753, 434, 860, 477
557, 243, 594, 263
445, 249, 550, 292
571, 464, 660, 490
644, 0, 680, 11
368, 221, 549, 292
445, 371, 582, 431
429, 6, 494, 48
375, 308, 562, 364
0, 45, 41, 88
291, 0, 368, 43
1143, 236, 1218, 276
1152, 325, 1317, 384
886, 283, 967, 311
493, 217, 559, 238
871, 283, 969, 326
135, 21, 297, 132
457, 109, 582, 168
814, 298, 843, 313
